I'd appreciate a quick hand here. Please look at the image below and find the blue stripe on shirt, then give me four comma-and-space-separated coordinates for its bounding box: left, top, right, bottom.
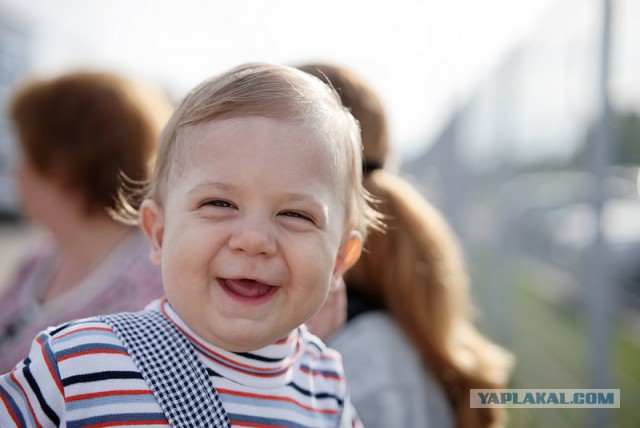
66, 391, 158, 410
62, 370, 144, 387
23, 359, 60, 426
221, 392, 336, 423
0, 382, 27, 427
51, 327, 119, 346
229, 412, 317, 428
55, 342, 127, 360
67, 411, 167, 428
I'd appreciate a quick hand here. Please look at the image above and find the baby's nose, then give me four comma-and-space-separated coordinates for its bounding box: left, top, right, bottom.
228, 218, 277, 256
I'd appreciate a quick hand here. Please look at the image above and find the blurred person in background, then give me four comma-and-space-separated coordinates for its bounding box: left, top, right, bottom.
0, 71, 172, 372
300, 63, 514, 428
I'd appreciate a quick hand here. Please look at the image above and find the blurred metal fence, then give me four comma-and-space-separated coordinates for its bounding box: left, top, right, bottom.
402, 1, 639, 426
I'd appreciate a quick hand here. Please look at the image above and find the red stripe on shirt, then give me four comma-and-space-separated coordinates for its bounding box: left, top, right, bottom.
66, 389, 153, 402
9, 371, 43, 428
217, 388, 338, 415
234, 422, 282, 428
53, 326, 114, 341
304, 348, 340, 361
36, 336, 64, 396
83, 420, 168, 428
57, 348, 129, 362
0, 382, 21, 426
300, 365, 341, 380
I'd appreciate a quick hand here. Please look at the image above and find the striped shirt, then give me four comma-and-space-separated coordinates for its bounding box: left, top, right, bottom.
0, 298, 363, 427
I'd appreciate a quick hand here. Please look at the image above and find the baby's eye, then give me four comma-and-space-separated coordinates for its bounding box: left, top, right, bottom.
203, 199, 233, 208
280, 211, 313, 222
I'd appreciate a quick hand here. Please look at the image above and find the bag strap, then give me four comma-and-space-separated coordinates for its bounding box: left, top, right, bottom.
100, 309, 231, 428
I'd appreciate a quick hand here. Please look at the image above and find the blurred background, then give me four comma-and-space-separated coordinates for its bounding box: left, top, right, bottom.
0, 1, 638, 427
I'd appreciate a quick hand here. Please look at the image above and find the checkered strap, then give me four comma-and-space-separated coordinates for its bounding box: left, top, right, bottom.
100, 310, 231, 428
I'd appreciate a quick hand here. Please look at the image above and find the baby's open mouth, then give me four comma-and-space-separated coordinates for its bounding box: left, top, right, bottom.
220, 278, 276, 299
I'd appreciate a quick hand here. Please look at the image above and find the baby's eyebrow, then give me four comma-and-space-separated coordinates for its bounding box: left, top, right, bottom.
282, 192, 326, 208
282, 192, 330, 220
187, 181, 234, 195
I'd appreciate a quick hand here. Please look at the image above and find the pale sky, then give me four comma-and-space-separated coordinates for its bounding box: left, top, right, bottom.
2, 0, 558, 161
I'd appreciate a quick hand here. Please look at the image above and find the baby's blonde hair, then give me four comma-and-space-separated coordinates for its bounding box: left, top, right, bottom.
114, 62, 380, 237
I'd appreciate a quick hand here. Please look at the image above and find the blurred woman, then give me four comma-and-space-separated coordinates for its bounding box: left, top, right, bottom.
0, 71, 172, 372
300, 63, 514, 428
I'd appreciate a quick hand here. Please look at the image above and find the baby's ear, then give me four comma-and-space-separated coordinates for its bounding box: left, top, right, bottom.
332, 231, 363, 278
140, 199, 165, 266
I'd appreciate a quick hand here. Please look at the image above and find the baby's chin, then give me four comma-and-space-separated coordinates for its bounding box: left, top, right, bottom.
170, 291, 317, 352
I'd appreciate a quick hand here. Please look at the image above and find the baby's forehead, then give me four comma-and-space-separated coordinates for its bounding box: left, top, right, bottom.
174, 115, 346, 176
183, 115, 339, 153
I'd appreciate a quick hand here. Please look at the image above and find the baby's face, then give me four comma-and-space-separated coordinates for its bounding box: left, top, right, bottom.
143, 116, 360, 352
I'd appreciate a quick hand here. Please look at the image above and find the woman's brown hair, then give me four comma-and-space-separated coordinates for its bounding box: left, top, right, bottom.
299, 63, 513, 428
10, 71, 172, 213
